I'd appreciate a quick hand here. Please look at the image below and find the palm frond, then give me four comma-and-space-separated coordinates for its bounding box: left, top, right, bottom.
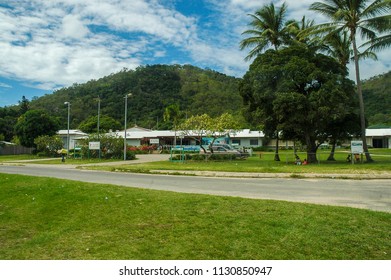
361, 34, 391, 51
240, 2, 291, 58
310, 1, 340, 19
362, 0, 391, 18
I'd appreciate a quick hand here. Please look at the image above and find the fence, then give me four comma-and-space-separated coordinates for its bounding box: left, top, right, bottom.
0, 145, 34, 155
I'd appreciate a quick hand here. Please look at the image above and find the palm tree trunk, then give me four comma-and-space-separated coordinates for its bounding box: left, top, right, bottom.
352, 36, 373, 162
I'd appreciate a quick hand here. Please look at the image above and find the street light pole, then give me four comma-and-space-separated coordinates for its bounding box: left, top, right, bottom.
124, 93, 132, 160
97, 96, 101, 159
64, 102, 71, 158
97, 96, 100, 136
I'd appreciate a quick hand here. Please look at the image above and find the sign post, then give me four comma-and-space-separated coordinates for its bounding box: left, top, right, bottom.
170, 147, 184, 162
350, 141, 363, 164
89, 141, 101, 159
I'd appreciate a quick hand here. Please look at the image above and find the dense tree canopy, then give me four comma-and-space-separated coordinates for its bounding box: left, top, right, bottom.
28, 65, 243, 131
0, 107, 18, 142
14, 109, 60, 147
0, 62, 389, 148
78, 115, 121, 134
240, 45, 358, 163
362, 71, 391, 126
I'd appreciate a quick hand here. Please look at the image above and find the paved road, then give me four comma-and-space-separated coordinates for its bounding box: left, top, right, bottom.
1, 162, 390, 213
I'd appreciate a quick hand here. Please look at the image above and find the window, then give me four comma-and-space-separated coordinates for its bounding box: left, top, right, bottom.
232, 139, 241, 145
250, 139, 259, 146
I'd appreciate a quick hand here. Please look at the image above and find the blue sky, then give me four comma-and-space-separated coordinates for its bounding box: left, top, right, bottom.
1, 0, 390, 107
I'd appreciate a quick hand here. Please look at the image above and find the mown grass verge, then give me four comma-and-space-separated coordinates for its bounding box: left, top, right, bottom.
84, 151, 391, 175
0, 173, 390, 260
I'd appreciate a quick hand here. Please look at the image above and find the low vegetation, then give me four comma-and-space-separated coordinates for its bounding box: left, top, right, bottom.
0, 174, 390, 260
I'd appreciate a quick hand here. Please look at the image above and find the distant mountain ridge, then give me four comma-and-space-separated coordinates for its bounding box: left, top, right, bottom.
24, 65, 391, 129
29, 64, 244, 130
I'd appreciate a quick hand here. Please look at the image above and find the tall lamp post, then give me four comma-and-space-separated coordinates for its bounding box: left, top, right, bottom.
124, 93, 132, 160
97, 96, 101, 136
97, 96, 101, 159
64, 101, 71, 158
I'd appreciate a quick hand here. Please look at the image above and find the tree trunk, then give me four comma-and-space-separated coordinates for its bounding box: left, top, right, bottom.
195, 136, 207, 153
327, 140, 336, 161
352, 36, 373, 162
274, 131, 280, 161
306, 147, 317, 163
305, 134, 317, 163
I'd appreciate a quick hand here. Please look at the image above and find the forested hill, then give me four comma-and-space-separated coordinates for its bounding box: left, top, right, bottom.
29, 64, 244, 129
362, 71, 391, 126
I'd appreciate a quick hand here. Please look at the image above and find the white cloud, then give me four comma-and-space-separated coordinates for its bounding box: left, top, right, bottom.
0, 0, 389, 98
154, 50, 167, 58
0, 82, 12, 89
0, 0, 197, 90
61, 14, 90, 39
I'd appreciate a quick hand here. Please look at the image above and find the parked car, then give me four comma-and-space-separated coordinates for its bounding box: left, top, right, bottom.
210, 145, 249, 158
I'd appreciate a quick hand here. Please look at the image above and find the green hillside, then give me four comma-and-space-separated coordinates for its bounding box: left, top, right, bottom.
362, 71, 391, 126
29, 64, 243, 130
1, 65, 389, 144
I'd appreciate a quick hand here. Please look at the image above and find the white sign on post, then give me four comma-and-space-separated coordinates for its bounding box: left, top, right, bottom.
150, 138, 160, 144
351, 141, 363, 154
89, 142, 101, 150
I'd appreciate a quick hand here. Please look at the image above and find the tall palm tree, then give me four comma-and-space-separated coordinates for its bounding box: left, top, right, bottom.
310, 0, 391, 162
286, 16, 317, 46
324, 31, 352, 70
163, 104, 181, 146
240, 2, 291, 161
240, 2, 289, 58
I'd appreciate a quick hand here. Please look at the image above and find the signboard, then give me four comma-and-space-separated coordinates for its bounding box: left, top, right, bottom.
150, 138, 160, 144
89, 142, 101, 150
351, 141, 363, 154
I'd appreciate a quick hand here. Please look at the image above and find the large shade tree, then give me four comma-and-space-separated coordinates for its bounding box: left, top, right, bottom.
240, 45, 357, 163
240, 2, 292, 161
309, 0, 391, 162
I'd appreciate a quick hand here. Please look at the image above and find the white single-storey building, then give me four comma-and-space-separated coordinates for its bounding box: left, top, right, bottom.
366, 128, 391, 148
57, 129, 88, 150
109, 126, 265, 148
109, 126, 391, 149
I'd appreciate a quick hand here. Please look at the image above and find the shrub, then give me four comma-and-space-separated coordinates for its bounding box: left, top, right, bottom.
34, 135, 63, 157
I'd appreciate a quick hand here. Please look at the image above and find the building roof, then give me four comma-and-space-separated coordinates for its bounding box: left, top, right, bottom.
0, 141, 16, 145
109, 127, 265, 139
57, 130, 88, 136
366, 128, 391, 137
231, 129, 265, 138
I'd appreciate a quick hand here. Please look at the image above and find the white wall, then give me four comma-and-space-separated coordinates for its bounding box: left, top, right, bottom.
126, 139, 141, 146
231, 138, 263, 147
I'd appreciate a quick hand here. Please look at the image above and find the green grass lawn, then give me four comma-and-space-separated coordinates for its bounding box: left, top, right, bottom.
0, 154, 41, 162
86, 150, 391, 175
0, 154, 118, 165
0, 173, 390, 260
